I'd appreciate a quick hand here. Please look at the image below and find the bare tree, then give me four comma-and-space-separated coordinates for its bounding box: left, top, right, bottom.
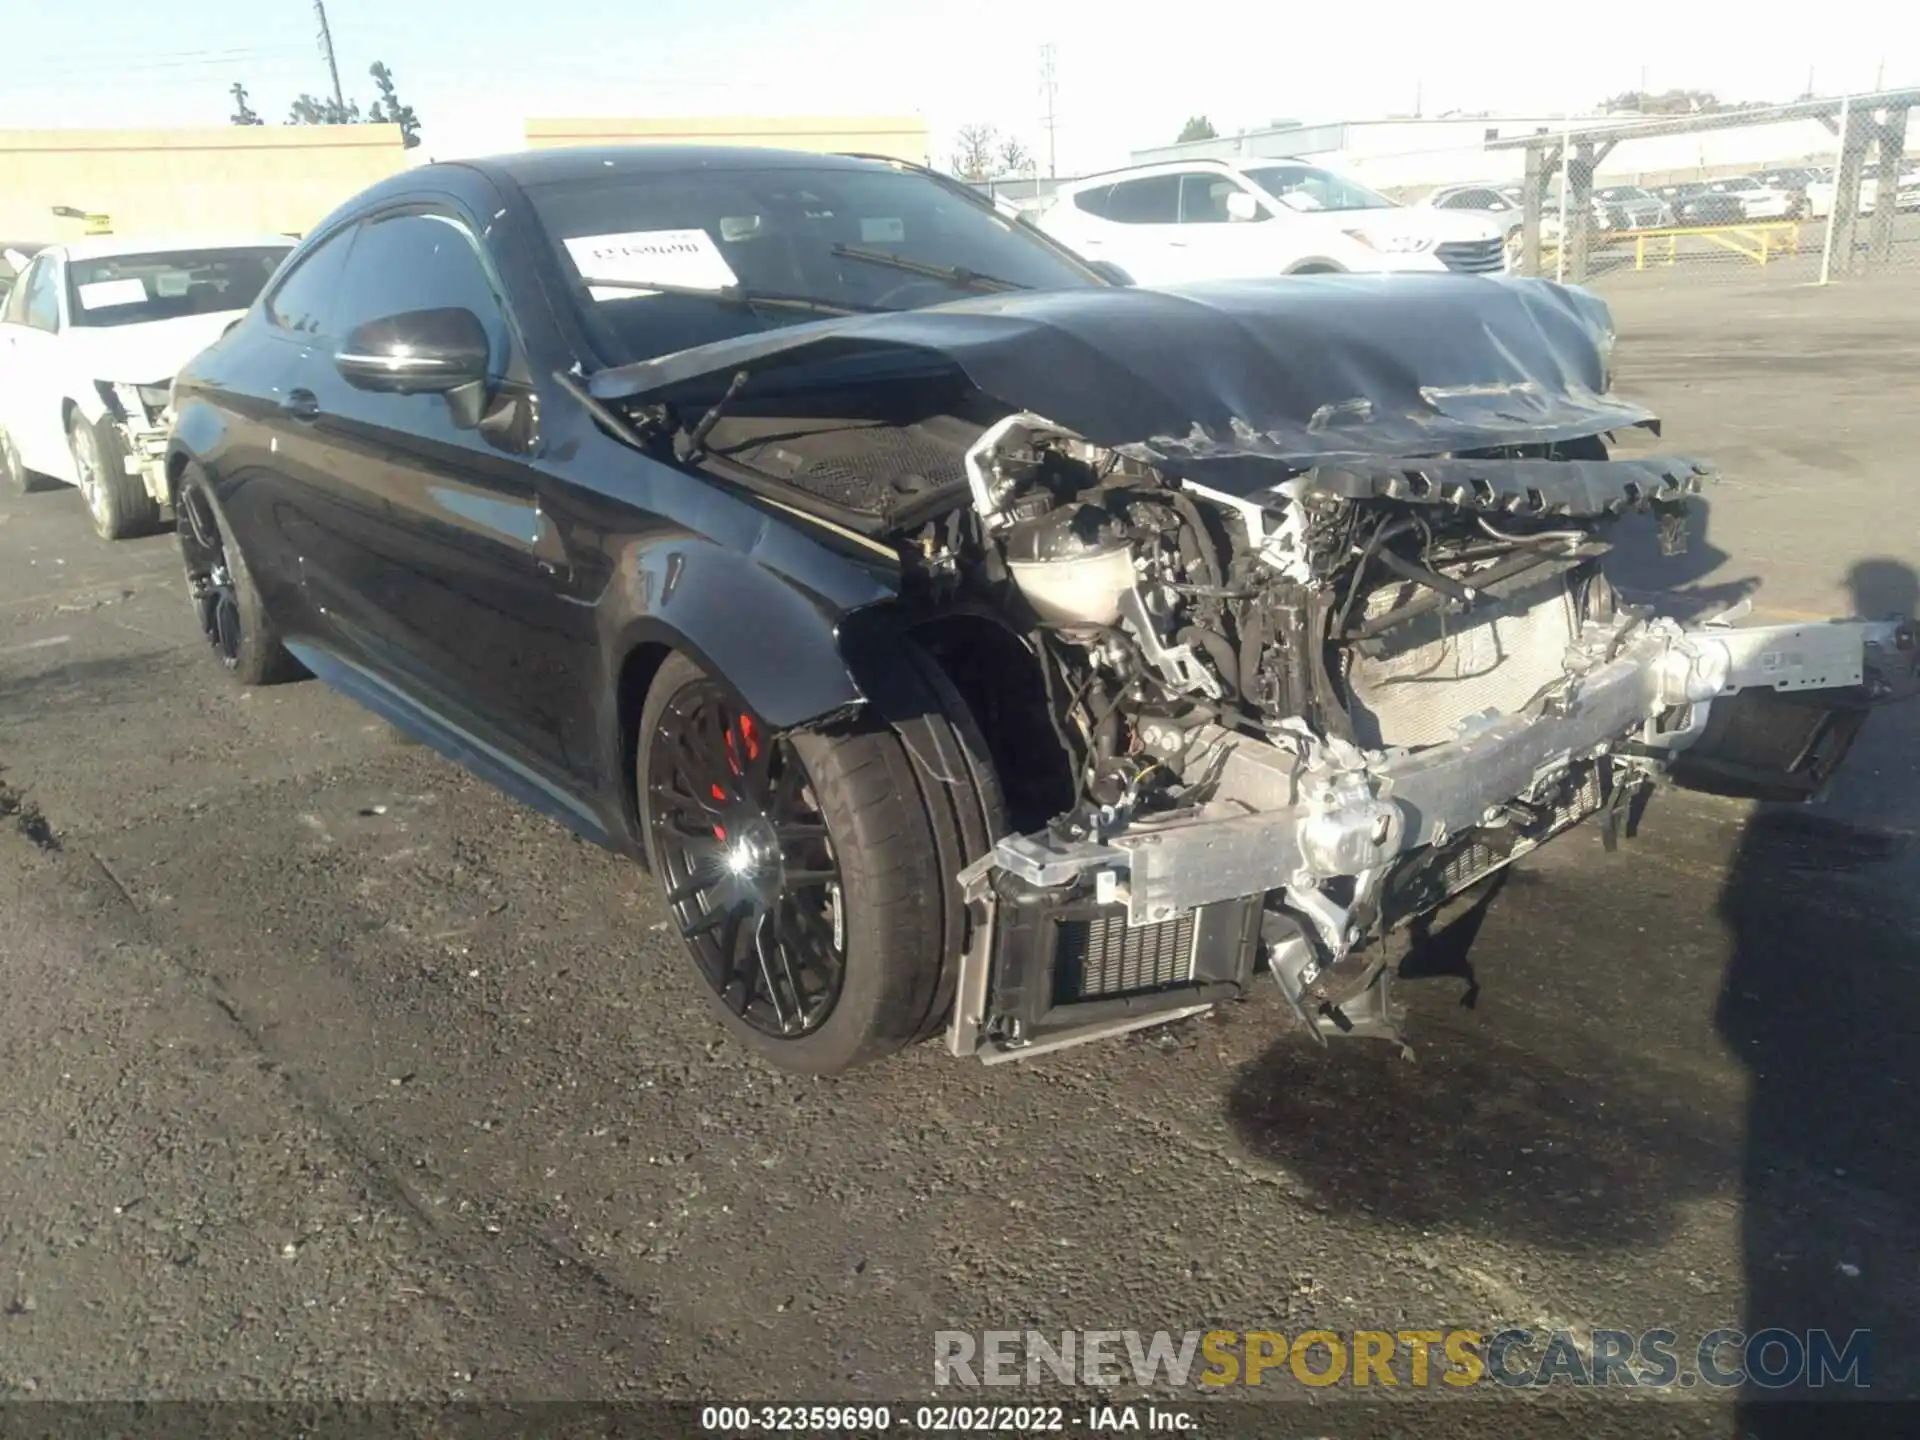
951, 123, 999, 182
998, 136, 1033, 176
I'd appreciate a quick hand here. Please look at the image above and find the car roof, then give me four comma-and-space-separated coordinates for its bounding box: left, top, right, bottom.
53, 232, 298, 263
1057, 155, 1313, 190
454, 144, 903, 189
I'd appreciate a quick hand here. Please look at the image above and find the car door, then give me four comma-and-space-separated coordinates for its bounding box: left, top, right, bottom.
280, 202, 579, 780
1173, 172, 1284, 279
1069, 174, 1187, 283
0, 254, 69, 476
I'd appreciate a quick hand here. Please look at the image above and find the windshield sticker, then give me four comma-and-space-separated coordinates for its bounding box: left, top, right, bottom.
76, 278, 149, 310
563, 229, 739, 300
859, 217, 906, 244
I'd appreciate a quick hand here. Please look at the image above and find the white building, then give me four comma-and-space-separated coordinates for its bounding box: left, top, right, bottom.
1131, 113, 1843, 196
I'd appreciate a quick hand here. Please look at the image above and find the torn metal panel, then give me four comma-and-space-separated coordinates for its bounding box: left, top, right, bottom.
589, 274, 1653, 474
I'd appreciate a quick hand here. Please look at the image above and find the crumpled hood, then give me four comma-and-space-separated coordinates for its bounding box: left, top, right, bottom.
59, 311, 246, 386
590, 274, 1652, 486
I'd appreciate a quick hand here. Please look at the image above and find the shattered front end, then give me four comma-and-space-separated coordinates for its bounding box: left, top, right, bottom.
96, 380, 178, 519
587, 272, 1919, 1065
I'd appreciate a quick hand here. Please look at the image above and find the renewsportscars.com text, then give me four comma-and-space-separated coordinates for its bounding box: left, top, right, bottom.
934, 1327, 1872, 1390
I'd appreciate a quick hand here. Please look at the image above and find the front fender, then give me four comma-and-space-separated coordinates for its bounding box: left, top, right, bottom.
600, 533, 895, 732
166, 397, 229, 498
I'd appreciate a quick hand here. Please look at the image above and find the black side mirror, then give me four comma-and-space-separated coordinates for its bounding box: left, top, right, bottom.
1087, 259, 1135, 287
335, 307, 491, 395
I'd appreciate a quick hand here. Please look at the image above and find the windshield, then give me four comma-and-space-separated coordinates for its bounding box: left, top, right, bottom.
64, 246, 291, 328
524, 163, 1101, 365
1238, 164, 1397, 213
1596, 187, 1652, 203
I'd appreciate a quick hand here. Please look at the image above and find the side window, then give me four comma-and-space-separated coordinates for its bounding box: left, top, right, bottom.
1099, 175, 1181, 225
1072, 185, 1116, 219
266, 224, 359, 340
22, 258, 60, 332
1178, 174, 1255, 223
332, 211, 511, 373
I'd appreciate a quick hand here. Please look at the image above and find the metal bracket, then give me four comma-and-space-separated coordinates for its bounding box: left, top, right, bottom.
1117, 586, 1223, 700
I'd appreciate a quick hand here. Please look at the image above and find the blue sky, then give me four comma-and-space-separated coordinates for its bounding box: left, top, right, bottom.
0, 0, 1911, 173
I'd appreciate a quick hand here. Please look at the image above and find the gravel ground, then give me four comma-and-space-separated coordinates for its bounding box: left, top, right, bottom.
2, 277, 1918, 1438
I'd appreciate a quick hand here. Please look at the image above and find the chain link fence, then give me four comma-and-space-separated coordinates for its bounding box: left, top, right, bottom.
1351, 93, 1918, 290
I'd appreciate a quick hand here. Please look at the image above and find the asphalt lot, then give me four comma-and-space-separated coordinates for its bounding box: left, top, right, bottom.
2, 273, 1919, 1436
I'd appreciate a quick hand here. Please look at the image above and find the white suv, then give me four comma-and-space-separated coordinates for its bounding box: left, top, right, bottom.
1035, 158, 1507, 284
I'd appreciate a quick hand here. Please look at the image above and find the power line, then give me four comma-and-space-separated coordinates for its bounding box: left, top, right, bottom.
1039, 43, 1057, 179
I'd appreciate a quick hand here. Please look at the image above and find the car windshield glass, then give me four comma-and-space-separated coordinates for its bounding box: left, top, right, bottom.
524, 163, 1100, 365
1239, 164, 1396, 212
1596, 187, 1650, 202
63, 246, 291, 328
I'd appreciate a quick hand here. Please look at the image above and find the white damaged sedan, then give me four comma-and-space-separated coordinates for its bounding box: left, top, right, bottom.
0, 232, 294, 539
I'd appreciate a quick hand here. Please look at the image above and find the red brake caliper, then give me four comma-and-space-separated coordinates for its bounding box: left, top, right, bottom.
712, 712, 762, 840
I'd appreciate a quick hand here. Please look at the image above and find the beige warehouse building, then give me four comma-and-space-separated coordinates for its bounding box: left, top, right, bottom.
1, 115, 932, 246
0, 125, 411, 240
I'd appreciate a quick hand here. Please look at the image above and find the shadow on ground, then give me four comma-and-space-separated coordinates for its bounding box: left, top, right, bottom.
1222, 870, 1734, 1253
1727, 558, 1920, 1427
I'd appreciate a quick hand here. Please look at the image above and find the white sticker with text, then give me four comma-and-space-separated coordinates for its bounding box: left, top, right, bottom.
76, 278, 148, 310
563, 229, 739, 300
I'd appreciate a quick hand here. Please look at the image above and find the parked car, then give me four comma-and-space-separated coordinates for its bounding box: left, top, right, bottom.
1756, 166, 1825, 210
1417, 184, 1568, 267
1590, 186, 1674, 231
165, 146, 1916, 1073
1650, 183, 1745, 226
1804, 168, 1920, 218
1035, 158, 1508, 283
0, 242, 48, 307
0, 232, 295, 537
1699, 175, 1798, 220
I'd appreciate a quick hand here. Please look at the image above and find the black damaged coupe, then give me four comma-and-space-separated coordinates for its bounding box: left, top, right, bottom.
166, 147, 1915, 1073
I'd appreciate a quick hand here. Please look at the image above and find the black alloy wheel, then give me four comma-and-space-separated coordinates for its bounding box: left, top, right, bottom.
645, 676, 846, 1038
180, 482, 244, 670
174, 468, 303, 686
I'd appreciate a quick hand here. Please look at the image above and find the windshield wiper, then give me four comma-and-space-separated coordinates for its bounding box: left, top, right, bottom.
577, 276, 884, 316
828, 244, 1029, 293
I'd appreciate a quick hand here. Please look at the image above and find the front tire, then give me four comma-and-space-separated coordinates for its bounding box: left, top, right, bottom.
68, 410, 158, 541
638, 649, 999, 1074
176, 466, 304, 686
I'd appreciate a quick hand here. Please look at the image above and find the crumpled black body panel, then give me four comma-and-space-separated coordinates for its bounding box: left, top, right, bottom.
589, 273, 1656, 483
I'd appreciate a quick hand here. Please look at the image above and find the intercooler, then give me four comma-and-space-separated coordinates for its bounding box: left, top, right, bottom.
1345, 568, 1582, 750
1055, 909, 1197, 998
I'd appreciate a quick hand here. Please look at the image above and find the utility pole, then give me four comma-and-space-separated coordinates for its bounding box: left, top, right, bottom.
313, 0, 347, 119
1039, 44, 1058, 179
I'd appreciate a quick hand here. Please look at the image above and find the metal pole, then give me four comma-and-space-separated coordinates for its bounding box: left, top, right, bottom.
314, 0, 347, 119
1039, 44, 1058, 180
1555, 114, 1572, 283
1819, 95, 1850, 285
